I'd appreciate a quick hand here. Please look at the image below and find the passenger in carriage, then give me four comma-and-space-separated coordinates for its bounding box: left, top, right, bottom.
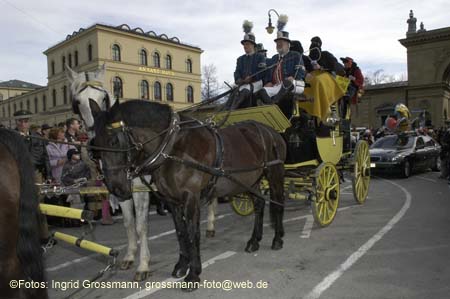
308, 36, 345, 76
256, 15, 306, 119
340, 57, 364, 104
232, 20, 267, 109
290, 40, 314, 73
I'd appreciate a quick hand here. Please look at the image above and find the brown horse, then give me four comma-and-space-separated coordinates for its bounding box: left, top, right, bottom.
89, 99, 286, 291
0, 129, 48, 299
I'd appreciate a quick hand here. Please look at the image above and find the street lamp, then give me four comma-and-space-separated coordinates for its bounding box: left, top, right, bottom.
266, 9, 279, 34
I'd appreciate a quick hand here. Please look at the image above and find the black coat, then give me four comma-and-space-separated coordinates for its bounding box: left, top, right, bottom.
309, 48, 345, 76
18, 130, 52, 179
61, 160, 91, 186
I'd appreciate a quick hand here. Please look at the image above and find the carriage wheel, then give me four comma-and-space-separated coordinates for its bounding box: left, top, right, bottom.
312, 162, 340, 227
352, 140, 371, 204
230, 193, 254, 216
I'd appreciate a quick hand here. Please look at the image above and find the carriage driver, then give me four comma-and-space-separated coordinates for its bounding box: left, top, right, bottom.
232, 20, 267, 108
258, 15, 306, 119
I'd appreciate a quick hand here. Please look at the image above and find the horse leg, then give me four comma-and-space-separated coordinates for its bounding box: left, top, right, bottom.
183, 191, 201, 291
267, 165, 285, 250
170, 202, 190, 279
132, 190, 151, 281
119, 199, 138, 270
206, 197, 217, 238
245, 195, 265, 253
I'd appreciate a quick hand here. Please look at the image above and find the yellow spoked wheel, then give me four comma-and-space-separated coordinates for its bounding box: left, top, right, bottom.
230, 193, 254, 216
352, 140, 371, 204
312, 162, 340, 227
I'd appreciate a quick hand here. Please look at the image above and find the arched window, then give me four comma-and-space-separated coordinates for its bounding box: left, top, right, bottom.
34, 97, 38, 113
187, 86, 194, 103
51, 61, 55, 75
186, 59, 192, 73
26, 99, 30, 111
113, 77, 123, 98
68, 53, 72, 68
42, 95, 46, 111
140, 80, 149, 99
140, 49, 147, 66
166, 83, 173, 101
112, 44, 121, 61
88, 44, 93, 61
74, 50, 79, 66
62, 56, 66, 71
63, 85, 67, 104
166, 55, 172, 69
153, 52, 160, 68
154, 81, 161, 101
52, 89, 57, 107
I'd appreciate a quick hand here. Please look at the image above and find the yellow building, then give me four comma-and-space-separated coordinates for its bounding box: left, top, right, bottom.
0, 23, 202, 127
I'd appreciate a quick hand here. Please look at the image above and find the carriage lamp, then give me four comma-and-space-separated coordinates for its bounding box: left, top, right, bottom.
266, 9, 279, 34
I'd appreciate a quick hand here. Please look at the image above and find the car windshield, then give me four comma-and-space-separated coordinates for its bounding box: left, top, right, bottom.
371, 135, 415, 149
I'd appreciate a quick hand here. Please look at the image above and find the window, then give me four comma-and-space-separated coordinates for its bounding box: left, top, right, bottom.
8, 105, 10, 117
187, 86, 194, 103
68, 53, 72, 68
186, 59, 192, 73
154, 81, 161, 101
0, 94, 2, 101
416, 137, 425, 149
166, 83, 173, 101
112, 44, 121, 61
74, 50, 79, 66
62, 56, 66, 71
52, 89, 57, 107
34, 97, 38, 113
13, 103, 17, 113
140, 80, 149, 99
88, 44, 93, 61
63, 85, 67, 104
51, 61, 55, 75
113, 77, 123, 98
42, 95, 47, 111
26, 99, 30, 111
140, 49, 147, 66
2, 107, 4, 118
19, 102, 23, 110
153, 52, 160, 68
166, 55, 172, 69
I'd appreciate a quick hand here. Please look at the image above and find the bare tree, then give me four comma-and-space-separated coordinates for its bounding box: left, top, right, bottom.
364, 69, 402, 86
201, 64, 220, 101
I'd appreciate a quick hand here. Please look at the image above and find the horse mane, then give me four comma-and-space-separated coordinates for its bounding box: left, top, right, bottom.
0, 129, 47, 294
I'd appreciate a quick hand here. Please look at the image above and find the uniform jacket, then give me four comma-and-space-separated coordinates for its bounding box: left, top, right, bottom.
17, 129, 52, 179
234, 53, 267, 83
266, 51, 306, 84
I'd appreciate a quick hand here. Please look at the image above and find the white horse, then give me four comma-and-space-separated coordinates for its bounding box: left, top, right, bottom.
67, 65, 151, 281
66, 64, 219, 279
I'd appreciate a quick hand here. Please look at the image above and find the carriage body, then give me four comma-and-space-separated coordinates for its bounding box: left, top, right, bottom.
207, 75, 371, 227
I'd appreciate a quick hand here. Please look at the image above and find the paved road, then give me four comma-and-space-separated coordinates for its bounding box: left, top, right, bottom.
44, 171, 450, 299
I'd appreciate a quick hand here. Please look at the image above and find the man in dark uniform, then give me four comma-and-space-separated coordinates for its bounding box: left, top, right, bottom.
309, 36, 345, 76
259, 26, 306, 119
232, 20, 267, 109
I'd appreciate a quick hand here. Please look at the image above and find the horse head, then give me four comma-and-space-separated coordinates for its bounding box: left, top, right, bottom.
66, 64, 116, 138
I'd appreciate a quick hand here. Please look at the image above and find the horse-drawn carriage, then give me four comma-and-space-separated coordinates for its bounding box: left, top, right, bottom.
199, 71, 371, 227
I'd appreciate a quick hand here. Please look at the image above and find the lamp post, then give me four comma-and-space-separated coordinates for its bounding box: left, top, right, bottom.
266, 9, 279, 34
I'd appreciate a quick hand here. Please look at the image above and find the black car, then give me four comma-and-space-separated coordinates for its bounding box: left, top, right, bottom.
369, 133, 441, 178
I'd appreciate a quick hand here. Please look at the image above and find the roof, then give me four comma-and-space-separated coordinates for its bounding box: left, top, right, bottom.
399, 26, 450, 46
365, 81, 408, 90
0, 80, 43, 89
45, 23, 202, 54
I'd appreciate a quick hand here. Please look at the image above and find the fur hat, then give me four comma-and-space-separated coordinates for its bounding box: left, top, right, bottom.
241, 20, 256, 46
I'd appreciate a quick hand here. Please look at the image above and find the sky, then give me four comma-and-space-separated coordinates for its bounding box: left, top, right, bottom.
0, 0, 449, 88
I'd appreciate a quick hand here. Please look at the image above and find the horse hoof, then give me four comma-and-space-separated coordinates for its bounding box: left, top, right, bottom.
181, 275, 200, 292
134, 271, 150, 281
205, 230, 215, 238
245, 241, 259, 253
271, 239, 283, 250
120, 260, 133, 270
171, 266, 189, 278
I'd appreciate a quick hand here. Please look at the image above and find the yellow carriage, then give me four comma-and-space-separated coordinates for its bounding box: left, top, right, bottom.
209, 71, 371, 227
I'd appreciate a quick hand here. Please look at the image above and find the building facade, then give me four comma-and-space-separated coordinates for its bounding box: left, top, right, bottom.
352, 11, 450, 129
1, 23, 202, 127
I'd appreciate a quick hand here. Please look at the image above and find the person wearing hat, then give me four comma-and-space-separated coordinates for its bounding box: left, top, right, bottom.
231, 20, 267, 108
290, 40, 314, 72
340, 56, 364, 105
259, 15, 305, 118
308, 36, 345, 76
41, 123, 52, 139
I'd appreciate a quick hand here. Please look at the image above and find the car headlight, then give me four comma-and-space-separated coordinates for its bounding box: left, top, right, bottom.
391, 155, 404, 162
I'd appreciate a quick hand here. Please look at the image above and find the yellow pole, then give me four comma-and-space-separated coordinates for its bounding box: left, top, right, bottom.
39, 204, 94, 221
52, 232, 119, 257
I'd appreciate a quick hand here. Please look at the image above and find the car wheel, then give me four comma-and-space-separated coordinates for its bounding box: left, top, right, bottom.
402, 160, 411, 178
431, 157, 441, 172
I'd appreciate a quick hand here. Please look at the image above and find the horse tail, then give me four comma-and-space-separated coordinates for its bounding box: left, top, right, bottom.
0, 129, 47, 295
